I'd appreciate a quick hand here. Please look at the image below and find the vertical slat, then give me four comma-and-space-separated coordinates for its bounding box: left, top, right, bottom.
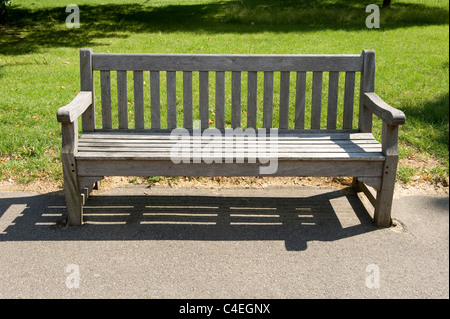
359, 50, 375, 132
215, 71, 225, 129
263, 71, 274, 128
150, 71, 161, 129
117, 70, 128, 129
343, 71, 356, 129
100, 70, 112, 129
295, 71, 306, 129
80, 48, 95, 132
247, 71, 258, 129
183, 71, 193, 129
231, 71, 241, 128
133, 70, 144, 129
199, 71, 209, 129
311, 71, 323, 129
166, 71, 177, 129
279, 71, 290, 129
327, 71, 339, 129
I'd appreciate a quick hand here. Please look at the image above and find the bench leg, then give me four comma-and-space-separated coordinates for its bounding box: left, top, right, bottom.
61, 121, 83, 226
373, 123, 399, 228
62, 155, 83, 226
374, 158, 398, 228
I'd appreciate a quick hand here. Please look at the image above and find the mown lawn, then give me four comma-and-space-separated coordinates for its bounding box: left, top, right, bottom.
0, 0, 448, 185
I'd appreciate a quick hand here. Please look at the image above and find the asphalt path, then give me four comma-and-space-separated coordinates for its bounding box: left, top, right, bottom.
0, 185, 448, 299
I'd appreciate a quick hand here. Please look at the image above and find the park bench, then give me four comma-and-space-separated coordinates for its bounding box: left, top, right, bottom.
57, 49, 405, 227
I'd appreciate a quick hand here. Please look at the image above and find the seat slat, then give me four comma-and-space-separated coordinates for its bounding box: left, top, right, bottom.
77, 151, 384, 161
80, 131, 377, 140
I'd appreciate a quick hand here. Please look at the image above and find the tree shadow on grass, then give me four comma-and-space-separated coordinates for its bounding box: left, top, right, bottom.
401, 92, 449, 161
1, 1, 448, 55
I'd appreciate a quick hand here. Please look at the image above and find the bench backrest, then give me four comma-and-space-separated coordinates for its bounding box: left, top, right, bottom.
79, 49, 375, 133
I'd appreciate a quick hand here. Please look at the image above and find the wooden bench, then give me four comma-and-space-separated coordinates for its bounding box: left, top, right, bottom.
57, 49, 405, 227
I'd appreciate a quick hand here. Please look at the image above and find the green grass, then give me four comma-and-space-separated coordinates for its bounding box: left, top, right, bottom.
0, 0, 448, 185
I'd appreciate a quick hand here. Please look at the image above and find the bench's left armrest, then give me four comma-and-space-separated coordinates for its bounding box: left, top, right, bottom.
363, 92, 405, 126
57, 91, 92, 123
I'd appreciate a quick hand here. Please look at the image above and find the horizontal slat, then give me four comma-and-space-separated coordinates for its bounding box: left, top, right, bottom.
81, 131, 375, 140
78, 141, 381, 148
92, 54, 363, 72
78, 145, 382, 152
77, 152, 384, 161
77, 159, 384, 177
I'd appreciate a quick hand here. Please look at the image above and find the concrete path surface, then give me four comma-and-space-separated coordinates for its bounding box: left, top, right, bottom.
0, 185, 448, 299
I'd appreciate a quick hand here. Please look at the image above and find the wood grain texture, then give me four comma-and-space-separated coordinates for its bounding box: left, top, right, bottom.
150, 71, 161, 129
92, 53, 364, 72
80, 48, 95, 132
100, 70, 112, 129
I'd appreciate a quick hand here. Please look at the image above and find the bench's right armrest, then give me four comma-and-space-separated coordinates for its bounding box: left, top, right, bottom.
363, 92, 405, 126
57, 91, 92, 123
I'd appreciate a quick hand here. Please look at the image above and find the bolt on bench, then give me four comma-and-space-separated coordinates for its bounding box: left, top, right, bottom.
57, 49, 405, 227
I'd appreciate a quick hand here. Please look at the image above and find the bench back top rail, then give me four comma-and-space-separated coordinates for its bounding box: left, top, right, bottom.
80, 49, 375, 133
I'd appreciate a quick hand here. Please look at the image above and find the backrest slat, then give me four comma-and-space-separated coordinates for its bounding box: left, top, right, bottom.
90, 51, 367, 132
343, 71, 356, 129
100, 70, 112, 129
215, 71, 225, 129
231, 71, 241, 129
117, 70, 128, 129
311, 71, 323, 129
294, 71, 307, 129
263, 71, 274, 128
92, 54, 363, 72
133, 71, 144, 129
279, 71, 290, 129
327, 71, 339, 129
247, 71, 258, 129
166, 71, 177, 129
183, 71, 193, 129
150, 71, 161, 129
199, 71, 209, 129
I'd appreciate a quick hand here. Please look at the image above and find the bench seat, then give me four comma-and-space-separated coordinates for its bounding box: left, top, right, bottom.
75, 131, 385, 179
77, 131, 384, 161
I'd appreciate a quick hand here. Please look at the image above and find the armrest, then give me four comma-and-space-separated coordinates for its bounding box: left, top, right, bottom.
363, 92, 405, 126
57, 91, 93, 123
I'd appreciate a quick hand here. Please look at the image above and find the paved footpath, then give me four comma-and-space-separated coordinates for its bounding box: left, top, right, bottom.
0, 185, 448, 299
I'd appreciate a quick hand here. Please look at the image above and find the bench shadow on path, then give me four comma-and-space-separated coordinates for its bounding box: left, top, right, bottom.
0, 188, 378, 251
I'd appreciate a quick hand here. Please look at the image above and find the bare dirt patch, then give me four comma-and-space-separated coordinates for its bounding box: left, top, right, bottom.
1, 175, 447, 198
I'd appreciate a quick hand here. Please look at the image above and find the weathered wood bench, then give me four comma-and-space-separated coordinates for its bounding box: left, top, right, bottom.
57, 49, 405, 227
